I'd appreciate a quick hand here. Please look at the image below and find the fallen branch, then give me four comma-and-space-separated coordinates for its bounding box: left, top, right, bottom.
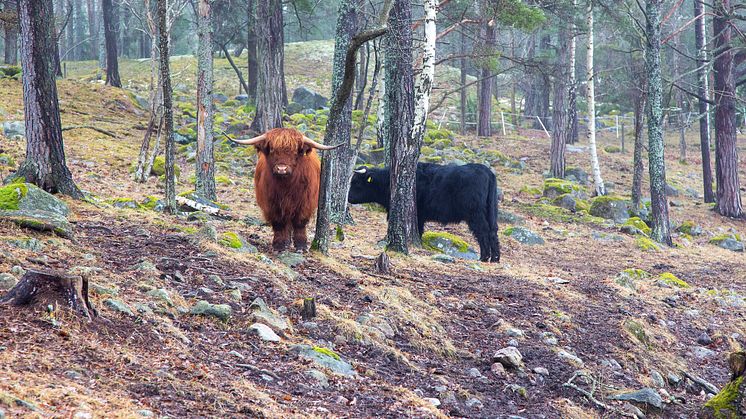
62, 125, 117, 138
681, 370, 719, 395
563, 371, 637, 418
236, 363, 280, 380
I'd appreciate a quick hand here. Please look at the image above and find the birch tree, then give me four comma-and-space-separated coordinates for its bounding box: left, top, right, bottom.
158, 0, 176, 213
195, 0, 216, 201
567, 0, 579, 144
585, 0, 604, 196
645, 0, 672, 245
410, 0, 436, 149
694, 0, 714, 203
712, 0, 742, 218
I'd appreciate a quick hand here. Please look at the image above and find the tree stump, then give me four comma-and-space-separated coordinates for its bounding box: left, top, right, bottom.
698, 351, 746, 418
0, 269, 96, 319
301, 297, 316, 321
374, 252, 391, 274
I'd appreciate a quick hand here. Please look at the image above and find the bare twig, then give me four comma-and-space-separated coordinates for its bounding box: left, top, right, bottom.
62, 125, 117, 138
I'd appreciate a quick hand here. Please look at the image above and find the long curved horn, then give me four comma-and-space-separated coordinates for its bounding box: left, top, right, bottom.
227, 133, 267, 145
354, 167, 368, 174
303, 136, 344, 150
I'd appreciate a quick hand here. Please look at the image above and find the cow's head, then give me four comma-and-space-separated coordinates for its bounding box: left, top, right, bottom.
228, 128, 340, 177
348, 166, 390, 208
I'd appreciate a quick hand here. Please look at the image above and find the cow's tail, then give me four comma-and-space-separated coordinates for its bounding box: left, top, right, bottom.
487, 172, 500, 262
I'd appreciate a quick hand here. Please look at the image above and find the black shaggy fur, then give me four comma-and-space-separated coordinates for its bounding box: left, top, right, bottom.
348, 163, 500, 262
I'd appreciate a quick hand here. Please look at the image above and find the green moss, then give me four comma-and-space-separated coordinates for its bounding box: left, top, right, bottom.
624, 217, 651, 235
424, 128, 452, 141
141, 196, 160, 210
604, 145, 621, 153
622, 268, 651, 280
335, 225, 345, 242
422, 231, 469, 253
0, 154, 16, 167
215, 175, 233, 186
222, 100, 239, 107
519, 185, 542, 195
636, 236, 660, 252
420, 146, 436, 156
517, 202, 607, 225
0, 183, 28, 210
575, 199, 590, 212
152, 156, 181, 178
657, 272, 690, 288
702, 375, 743, 419
361, 203, 387, 213
623, 319, 652, 349
710, 233, 742, 244
219, 232, 243, 249
177, 126, 196, 140
312, 346, 341, 361
544, 178, 576, 195
430, 139, 453, 150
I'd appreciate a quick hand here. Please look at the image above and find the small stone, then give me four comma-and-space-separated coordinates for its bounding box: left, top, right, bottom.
601, 358, 623, 370
136, 409, 154, 417
250, 297, 291, 332
228, 288, 242, 302
146, 288, 174, 307
467, 368, 482, 378
190, 300, 232, 321
208, 274, 224, 286
696, 332, 712, 345
290, 344, 355, 376
10, 266, 25, 276
557, 349, 584, 367
103, 298, 134, 316
465, 398, 483, 409
73, 412, 92, 419
507, 339, 519, 347
503, 226, 544, 245
0, 273, 17, 290
533, 367, 549, 376
301, 322, 319, 331
229, 350, 244, 359
424, 398, 441, 407
249, 323, 281, 342
541, 332, 558, 346
433, 385, 447, 393
609, 388, 663, 409
692, 346, 715, 359
493, 347, 524, 369
667, 373, 681, 386
132, 260, 157, 272
491, 362, 506, 377
277, 251, 305, 267
621, 402, 645, 418
507, 328, 524, 338
305, 369, 329, 388
431, 254, 455, 263
64, 370, 83, 379
650, 370, 665, 388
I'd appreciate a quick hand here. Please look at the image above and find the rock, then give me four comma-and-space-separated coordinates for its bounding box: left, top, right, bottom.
290, 344, 355, 376
533, 367, 550, 376
564, 167, 589, 185
493, 347, 524, 369
242, 215, 265, 226
249, 323, 281, 342
146, 288, 174, 307
543, 178, 586, 199
665, 184, 680, 197
591, 231, 624, 242
601, 359, 622, 371
0, 183, 73, 237
692, 346, 716, 359
507, 339, 519, 347
431, 254, 455, 263
651, 370, 666, 388
197, 224, 218, 242
286, 102, 304, 114
491, 362, 507, 377
557, 349, 584, 367
506, 328, 524, 338
305, 369, 330, 388
291, 86, 328, 110
716, 237, 745, 252
190, 300, 232, 321
497, 209, 525, 225
0, 273, 17, 290
465, 398, 483, 409
357, 314, 396, 338
621, 402, 646, 418
213, 93, 229, 103
2, 120, 24, 138
250, 297, 291, 332
136, 410, 155, 417
6, 237, 43, 252
10, 266, 25, 276
697, 332, 713, 346
609, 388, 663, 409
467, 368, 482, 378
103, 299, 134, 316
218, 232, 257, 253
91, 282, 119, 296
503, 226, 544, 245
422, 231, 479, 260
63, 369, 83, 379
424, 398, 441, 407
541, 332, 558, 346
589, 195, 629, 223
553, 194, 578, 212
208, 274, 224, 286
131, 259, 157, 273
277, 251, 305, 267
667, 373, 682, 386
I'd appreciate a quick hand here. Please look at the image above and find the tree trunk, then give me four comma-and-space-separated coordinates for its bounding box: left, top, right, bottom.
312, 0, 358, 253
354, 42, 369, 110
3, 3, 18, 65
73, 0, 84, 60
586, 1, 605, 196
9, 0, 82, 198
385, 0, 418, 253
102, 0, 121, 87
158, 0, 176, 213
459, 29, 468, 135
246, 0, 258, 104
411, 0, 436, 154
550, 25, 570, 179
477, 21, 495, 137
567, 0, 578, 144
250, 0, 284, 132
712, 0, 742, 218
672, 35, 686, 164
87, 0, 99, 61
0, 269, 96, 319
376, 48, 387, 151
645, 0, 673, 244
694, 0, 714, 203
196, 0, 216, 201
631, 86, 647, 212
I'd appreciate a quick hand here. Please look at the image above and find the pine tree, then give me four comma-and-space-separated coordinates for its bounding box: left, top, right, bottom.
102, 0, 121, 87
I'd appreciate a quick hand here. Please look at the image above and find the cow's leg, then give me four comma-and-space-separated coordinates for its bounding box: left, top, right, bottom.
271, 222, 291, 252
292, 219, 309, 252
489, 232, 501, 263
418, 219, 426, 238
467, 218, 491, 262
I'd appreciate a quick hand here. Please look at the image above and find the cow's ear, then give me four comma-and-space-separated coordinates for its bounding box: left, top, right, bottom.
255, 140, 268, 154
300, 143, 312, 156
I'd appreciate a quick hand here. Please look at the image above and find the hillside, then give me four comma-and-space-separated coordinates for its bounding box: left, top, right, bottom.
0, 42, 745, 418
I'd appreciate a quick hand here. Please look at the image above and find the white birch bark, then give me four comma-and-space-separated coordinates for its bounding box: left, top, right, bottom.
411, 0, 437, 146
585, 0, 605, 196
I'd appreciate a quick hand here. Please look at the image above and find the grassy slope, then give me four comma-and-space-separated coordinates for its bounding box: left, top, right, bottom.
0, 41, 745, 417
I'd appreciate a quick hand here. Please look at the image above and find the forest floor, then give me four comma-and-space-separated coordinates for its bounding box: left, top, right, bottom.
1, 43, 745, 418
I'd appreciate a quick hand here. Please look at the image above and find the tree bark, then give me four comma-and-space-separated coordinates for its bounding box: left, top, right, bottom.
567, 0, 578, 144
9, 0, 82, 198
87, 0, 99, 61
459, 29, 468, 135
631, 85, 647, 212
102, 0, 121, 87
196, 0, 216, 201
250, 0, 284, 132
694, 0, 714, 203
550, 24, 570, 179
411, 0, 436, 153
246, 0, 258, 103
158, 0, 176, 213
712, 0, 743, 218
385, 0, 418, 253
376, 48, 387, 151
2, 0, 18, 65
586, 0, 605, 196
645, 0, 673, 245
477, 20, 495, 137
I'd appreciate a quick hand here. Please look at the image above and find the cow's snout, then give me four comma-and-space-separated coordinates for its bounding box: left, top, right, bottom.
273, 164, 290, 176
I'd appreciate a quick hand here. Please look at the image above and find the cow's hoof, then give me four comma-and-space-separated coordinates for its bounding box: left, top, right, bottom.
272, 242, 290, 252
294, 246, 308, 253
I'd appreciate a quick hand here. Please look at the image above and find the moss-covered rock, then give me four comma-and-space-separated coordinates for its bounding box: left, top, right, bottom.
519, 185, 542, 196
151, 156, 181, 178
218, 232, 256, 253
636, 236, 660, 252
699, 373, 744, 419
0, 183, 72, 237
190, 300, 232, 321
503, 226, 544, 245
589, 195, 629, 223
623, 217, 652, 236
108, 197, 141, 210
709, 234, 745, 252
543, 178, 584, 199
0, 154, 16, 167
676, 221, 703, 236
624, 319, 652, 349
422, 231, 478, 260
604, 145, 621, 153
657, 272, 690, 288
615, 268, 651, 289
